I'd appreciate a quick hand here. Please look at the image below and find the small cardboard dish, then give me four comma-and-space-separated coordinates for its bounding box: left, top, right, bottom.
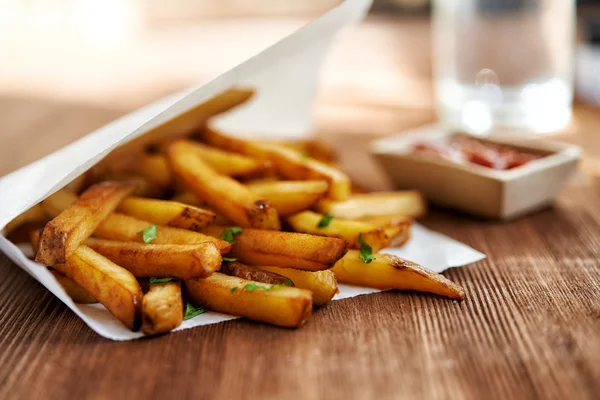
370, 124, 581, 220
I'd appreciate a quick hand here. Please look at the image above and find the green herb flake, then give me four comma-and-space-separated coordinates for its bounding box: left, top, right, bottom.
358, 233, 376, 264
183, 303, 206, 320
222, 257, 238, 263
149, 277, 175, 284
243, 283, 273, 292
230, 287, 238, 294
317, 213, 334, 228
220, 226, 243, 244
137, 224, 157, 244
283, 279, 293, 287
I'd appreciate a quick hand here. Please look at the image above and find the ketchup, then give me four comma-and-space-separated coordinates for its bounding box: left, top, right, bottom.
413, 136, 541, 170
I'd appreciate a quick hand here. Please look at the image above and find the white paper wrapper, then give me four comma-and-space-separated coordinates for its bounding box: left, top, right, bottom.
0, 0, 485, 340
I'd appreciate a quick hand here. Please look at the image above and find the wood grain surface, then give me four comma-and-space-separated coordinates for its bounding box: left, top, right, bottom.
1, 12, 600, 400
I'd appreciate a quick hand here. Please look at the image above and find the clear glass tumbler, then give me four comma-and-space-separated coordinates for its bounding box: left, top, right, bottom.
432, 0, 576, 134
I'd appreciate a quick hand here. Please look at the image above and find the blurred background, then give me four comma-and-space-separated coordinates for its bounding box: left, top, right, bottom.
1, 0, 599, 185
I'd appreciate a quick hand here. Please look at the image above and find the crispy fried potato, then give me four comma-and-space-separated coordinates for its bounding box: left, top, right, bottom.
142, 281, 184, 335
200, 226, 347, 271
3, 205, 48, 235
254, 266, 337, 306
170, 191, 204, 207
220, 261, 291, 285
360, 215, 412, 247
56, 245, 143, 330
332, 250, 465, 300
246, 180, 328, 216
29, 229, 42, 255
202, 127, 350, 200
132, 153, 173, 188
117, 197, 215, 231
182, 142, 270, 177
93, 213, 231, 254
186, 272, 312, 328
36, 182, 135, 266
50, 269, 97, 304
41, 188, 78, 218
287, 210, 390, 252
255, 139, 337, 164
167, 140, 280, 230
315, 191, 427, 220
86, 238, 221, 279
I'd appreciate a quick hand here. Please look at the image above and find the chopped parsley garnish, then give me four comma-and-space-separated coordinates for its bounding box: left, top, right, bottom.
137, 224, 157, 244
149, 277, 175, 284
358, 233, 376, 264
283, 279, 293, 286
183, 303, 206, 320
230, 287, 238, 294
222, 257, 238, 263
220, 226, 243, 244
317, 213, 334, 228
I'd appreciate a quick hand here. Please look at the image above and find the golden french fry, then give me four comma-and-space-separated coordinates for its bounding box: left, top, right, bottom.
185, 272, 312, 328
86, 238, 221, 279
55, 245, 143, 330
117, 197, 215, 231
93, 213, 231, 254
254, 266, 337, 306
132, 153, 173, 188
220, 261, 292, 285
170, 191, 204, 207
3, 204, 48, 236
246, 180, 328, 216
36, 182, 135, 266
50, 269, 97, 304
202, 127, 351, 200
167, 140, 280, 230
41, 189, 78, 218
200, 226, 348, 271
29, 229, 42, 255
360, 215, 412, 247
287, 210, 390, 252
315, 191, 427, 220
142, 281, 184, 335
255, 139, 338, 164
332, 250, 465, 300
182, 142, 270, 177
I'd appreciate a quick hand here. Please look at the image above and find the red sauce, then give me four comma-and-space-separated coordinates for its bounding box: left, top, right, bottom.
412, 136, 541, 170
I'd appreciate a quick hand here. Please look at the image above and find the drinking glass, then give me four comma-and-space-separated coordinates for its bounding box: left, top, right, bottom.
432, 0, 576, 134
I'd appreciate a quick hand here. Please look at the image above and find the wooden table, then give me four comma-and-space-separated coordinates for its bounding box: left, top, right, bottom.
1, 14, 600, 400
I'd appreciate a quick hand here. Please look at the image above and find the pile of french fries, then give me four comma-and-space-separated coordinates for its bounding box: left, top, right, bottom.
6, 127, 464, 335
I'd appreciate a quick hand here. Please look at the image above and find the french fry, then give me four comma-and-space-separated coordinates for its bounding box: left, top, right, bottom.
170, 191, 204, 207
254, 266, 337, 306
182, 142, 270, 177
246, 180, 328, 216
117, 197, 215, 231
332, 250, 465, 300
185, 272, 312, 328
132, 153, 173, 188
3, 204, 48, 235
41, 189, 78, 218
86, 238, 221, 279
360, 215, 412, 247
167, 140, 280, 230
202, 127, 351, 200
93, 213, 230, 253
220, 261, 292, 285
315, 191, 427, 220
55, 245, 143, 330
50, 269, 97, 304
287, 210, 390, 252
36, 182, 135, 266
200, 226, 347, 271
29, 229, 42, 255
142, 281, 184, 335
